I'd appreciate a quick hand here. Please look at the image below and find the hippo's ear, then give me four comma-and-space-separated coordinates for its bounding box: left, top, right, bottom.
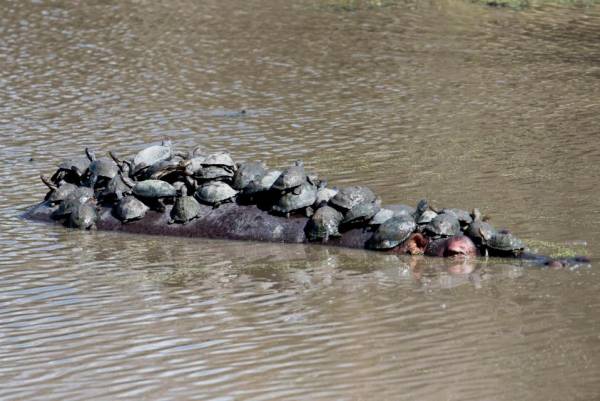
404, 233, 428, 255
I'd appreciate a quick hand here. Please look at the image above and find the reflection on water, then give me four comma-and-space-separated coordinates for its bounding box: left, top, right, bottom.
1, 0, 599, 400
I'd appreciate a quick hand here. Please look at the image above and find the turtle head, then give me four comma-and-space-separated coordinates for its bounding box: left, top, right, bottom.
85, 147, 96, 162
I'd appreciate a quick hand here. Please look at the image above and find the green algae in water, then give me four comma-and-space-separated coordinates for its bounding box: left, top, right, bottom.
471, 0, 600, 9
524, 239, 589, 259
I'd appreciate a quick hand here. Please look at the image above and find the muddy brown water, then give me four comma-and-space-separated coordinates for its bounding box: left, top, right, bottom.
1, 1, 600, 400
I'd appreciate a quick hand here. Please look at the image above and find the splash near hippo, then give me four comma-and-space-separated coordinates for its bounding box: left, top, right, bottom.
25, 141, 589, 268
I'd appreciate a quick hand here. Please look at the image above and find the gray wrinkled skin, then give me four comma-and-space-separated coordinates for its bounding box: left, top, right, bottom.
330, 186, 376, 211
366, 215, 417, 250
133, 180, 177, 198
305, 205, 343, 242
114, 196, 149, 223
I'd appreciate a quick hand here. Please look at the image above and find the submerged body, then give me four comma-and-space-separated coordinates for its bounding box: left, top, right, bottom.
24, 201, 587, 268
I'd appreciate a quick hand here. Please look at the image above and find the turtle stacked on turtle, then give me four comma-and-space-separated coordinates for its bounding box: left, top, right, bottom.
38, 140, 528, 259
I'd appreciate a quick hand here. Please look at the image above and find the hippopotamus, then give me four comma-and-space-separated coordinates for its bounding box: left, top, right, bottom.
23, 200, 589, 268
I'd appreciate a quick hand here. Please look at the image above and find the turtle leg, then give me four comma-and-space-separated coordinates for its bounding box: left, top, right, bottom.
292, 186, 302, 195
304, 207, 314, 218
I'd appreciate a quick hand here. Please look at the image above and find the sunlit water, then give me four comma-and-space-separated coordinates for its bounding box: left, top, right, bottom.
1, 0, 600, 400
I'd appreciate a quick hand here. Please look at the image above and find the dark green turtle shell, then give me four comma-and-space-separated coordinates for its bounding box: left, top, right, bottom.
423, 213, 461, 237
232, 162, 267, 190
330, 186, 376, 211
487, 232, 525, 253
271, 161, 305, 192
271, 182, 317, 214
366, 215, 417, 250
114, 196, 149, 223
341, 202, 380, 226
133, 180, 177, 198
305, 205, 343, 241
170, 196, 203, 224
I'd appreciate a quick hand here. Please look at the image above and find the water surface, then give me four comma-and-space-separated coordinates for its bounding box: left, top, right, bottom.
1, 1, 599, 400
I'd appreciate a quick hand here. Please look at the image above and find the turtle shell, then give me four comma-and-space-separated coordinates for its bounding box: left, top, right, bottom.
195, 181, 238, 205
416, 210, 437, 225
315, 186, 338, 205
45, 182, 79, 204
366, 216, 417, 250
52, 156, 91, 184
202, 152, 236, 169
370, 208, 394, 226
114, 196, 149, 222
133, 180, 176, 198
305, 205, 343, 241
67, 203, 97, 229
423, 213, 461, 237
271, 161, 305, 192
232, 162, 267, 190
243, 170, 282, 195
89, 157, 119, 180
133, 141, 173, 174
464, 219, 496, 246
441, 208, 473, 226
341, 202, 380, 226
487, 232, 525, 253
170, 196, 203, 223
271, 182, 317, 214
196, 166, 235, 181
330, 186, 376, 211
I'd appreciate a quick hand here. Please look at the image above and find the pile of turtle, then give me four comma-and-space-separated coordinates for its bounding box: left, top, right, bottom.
39, 140, 527, 257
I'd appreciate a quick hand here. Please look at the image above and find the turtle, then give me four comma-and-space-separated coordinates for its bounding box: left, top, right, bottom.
329, 186, 377, 212
50, 156, 91, 185
305, 205, 343, 242
271, 181, 317, 217
98, 165, 135, 204
242, 169, 282, 196
132, 179, 177, 199
131, 140, 175, 176
314, 181, 338, 207
196, 165, 235, 182
464, 208, 496, 248
232, 161, 268, 190
51, 189, 96, 220
439, 208, 473, 228
369, 208, 395, 226
132, 179, 177, 212
366, 215, 417, 250
195, 181, 238, 207
201, 151, 237, 172
422, 213, 461, 238
271, 160, 305, 194
416, 210, 437, 225
486, 232, 525, 257
146, 158, 188, 181
84, 148, 119, 189
113, 196, 150, 223
169, 186, 204, 224
40, 175, 79, 204
341, 201, 380, 226
66, 203, 98, 230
